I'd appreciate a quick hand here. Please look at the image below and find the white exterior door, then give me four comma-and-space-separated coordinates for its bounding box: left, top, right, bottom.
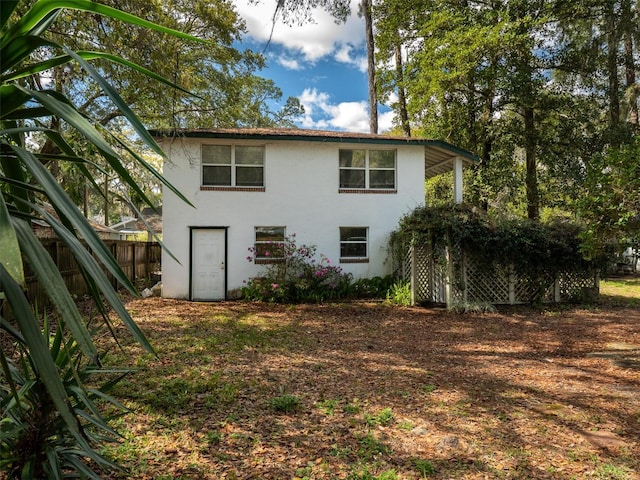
191, 229, 226, 301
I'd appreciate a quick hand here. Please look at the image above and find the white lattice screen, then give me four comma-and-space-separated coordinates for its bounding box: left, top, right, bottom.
394, 243, 599, 307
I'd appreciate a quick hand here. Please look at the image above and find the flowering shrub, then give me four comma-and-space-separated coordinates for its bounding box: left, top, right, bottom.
242, 234, 353, 302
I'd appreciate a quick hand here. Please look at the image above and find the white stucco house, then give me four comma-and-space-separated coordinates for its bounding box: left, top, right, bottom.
152, 128, 476, 301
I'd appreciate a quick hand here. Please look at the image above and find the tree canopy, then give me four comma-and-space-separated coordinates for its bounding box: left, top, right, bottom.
46, 0, 304, 130
22, 0, 305, 223
366, 0, 639, 253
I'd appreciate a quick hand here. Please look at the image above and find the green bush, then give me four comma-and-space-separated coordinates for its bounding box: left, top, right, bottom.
385, 280, 412, 306
1, 320, 131, 478
448, 300, 497, 313
351, 275, 396, 298
270, 394, 301, 413
413, 458, 436, 476
242, 234, 353, 302
393, 204, 597, 276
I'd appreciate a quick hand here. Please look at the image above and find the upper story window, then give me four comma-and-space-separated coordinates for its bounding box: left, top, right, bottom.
339, 149, 396, 191
202, 144, 264, 188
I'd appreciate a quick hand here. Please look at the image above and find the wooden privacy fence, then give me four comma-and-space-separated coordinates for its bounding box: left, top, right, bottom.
395, 243, 599, 307
25, 239, 161, 307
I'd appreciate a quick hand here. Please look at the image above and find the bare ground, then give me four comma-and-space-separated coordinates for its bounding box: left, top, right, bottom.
101, 297, 640, 479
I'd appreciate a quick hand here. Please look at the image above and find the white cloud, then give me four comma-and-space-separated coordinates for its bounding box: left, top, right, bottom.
234, 0, 364, 68
334, 44, 353, 64
328, 101, 370, 132
334, 44, 367, 73
296, 88, 396, 133
296, 87, 389, 133
378, 110, 396, 133
298, 88, 331, 115
385, 91, 399, 105
276, 56, 302, 70
232, 1, 398, 133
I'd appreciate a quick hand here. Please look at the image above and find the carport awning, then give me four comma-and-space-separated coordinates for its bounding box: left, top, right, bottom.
424, 144, 477, 179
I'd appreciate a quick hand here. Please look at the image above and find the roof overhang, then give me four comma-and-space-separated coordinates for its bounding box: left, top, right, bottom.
150, 128, 478, 178
424, 145, 476, 178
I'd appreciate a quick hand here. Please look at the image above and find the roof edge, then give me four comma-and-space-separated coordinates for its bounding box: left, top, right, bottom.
150, 128, 479, 162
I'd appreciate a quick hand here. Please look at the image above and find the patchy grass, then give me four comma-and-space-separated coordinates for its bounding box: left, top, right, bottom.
600, 276, 640, 307
95, 291, 640, 479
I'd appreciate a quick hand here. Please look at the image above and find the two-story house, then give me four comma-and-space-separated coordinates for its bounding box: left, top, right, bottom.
154, 128, 476, 301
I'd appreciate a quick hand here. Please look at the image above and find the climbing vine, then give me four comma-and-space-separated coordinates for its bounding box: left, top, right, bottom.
390, 204, 603, 284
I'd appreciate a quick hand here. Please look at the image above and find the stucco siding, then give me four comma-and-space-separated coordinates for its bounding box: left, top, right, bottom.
160, 136, 425, 299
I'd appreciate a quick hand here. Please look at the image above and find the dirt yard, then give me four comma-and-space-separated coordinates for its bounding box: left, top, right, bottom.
102, 294, 640, 479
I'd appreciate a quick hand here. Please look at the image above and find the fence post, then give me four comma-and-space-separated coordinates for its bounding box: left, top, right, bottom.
145, 241, 150, 278
132, 242, 136, 283
508, 264, 516, 304
445, 246, 452, 308
426, 243, 433, 303
410, 241, 416, 306
111, 241, 118, 289
554, 276, 561, 302
462, 252, 468, 303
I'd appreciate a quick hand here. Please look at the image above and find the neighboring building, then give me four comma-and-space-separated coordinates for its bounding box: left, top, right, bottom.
111, 206, 163, 241
154, 128, 476, 301
32, 205, 125, 240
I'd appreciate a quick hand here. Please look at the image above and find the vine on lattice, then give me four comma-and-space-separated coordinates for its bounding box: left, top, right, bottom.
390, 204, 602, 305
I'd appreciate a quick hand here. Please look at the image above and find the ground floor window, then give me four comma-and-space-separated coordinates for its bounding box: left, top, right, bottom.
254, 226, 285, 262
340, 227, 368, 262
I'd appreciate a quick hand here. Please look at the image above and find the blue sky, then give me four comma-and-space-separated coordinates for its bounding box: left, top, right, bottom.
233, 0, 395, 132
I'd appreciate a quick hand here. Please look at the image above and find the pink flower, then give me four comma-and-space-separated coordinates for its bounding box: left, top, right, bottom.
272, 283, 278, 289
265, 251, 270, 256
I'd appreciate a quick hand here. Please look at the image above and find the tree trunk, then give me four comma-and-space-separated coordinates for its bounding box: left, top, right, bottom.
362, 0, 378, 134
394, 43, 411, 136
621, 0, 638, 125
606, 3, 620, 130
478, 81, 495, 212
524, 105, 539, 221
481, 83, 494, 170
467, 79, 477, 149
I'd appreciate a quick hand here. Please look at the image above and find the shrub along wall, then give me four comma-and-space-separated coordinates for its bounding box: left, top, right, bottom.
390, 204, 603, 306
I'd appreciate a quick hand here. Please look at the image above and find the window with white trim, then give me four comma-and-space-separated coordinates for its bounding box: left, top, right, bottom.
202, 144, 264, 187
254, 226, 285, 261
340, 227, 368, 260
339, 149, 396, 190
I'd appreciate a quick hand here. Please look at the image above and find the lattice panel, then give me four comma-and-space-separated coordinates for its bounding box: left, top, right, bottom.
464, 259, 511, 303
558, 270, 598, 300
391, 240, 599, 306
516, 274, 555, 303
414, 245, 447, 303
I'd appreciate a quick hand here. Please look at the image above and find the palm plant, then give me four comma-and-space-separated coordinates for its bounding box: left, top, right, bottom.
1, 1, 200, 476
